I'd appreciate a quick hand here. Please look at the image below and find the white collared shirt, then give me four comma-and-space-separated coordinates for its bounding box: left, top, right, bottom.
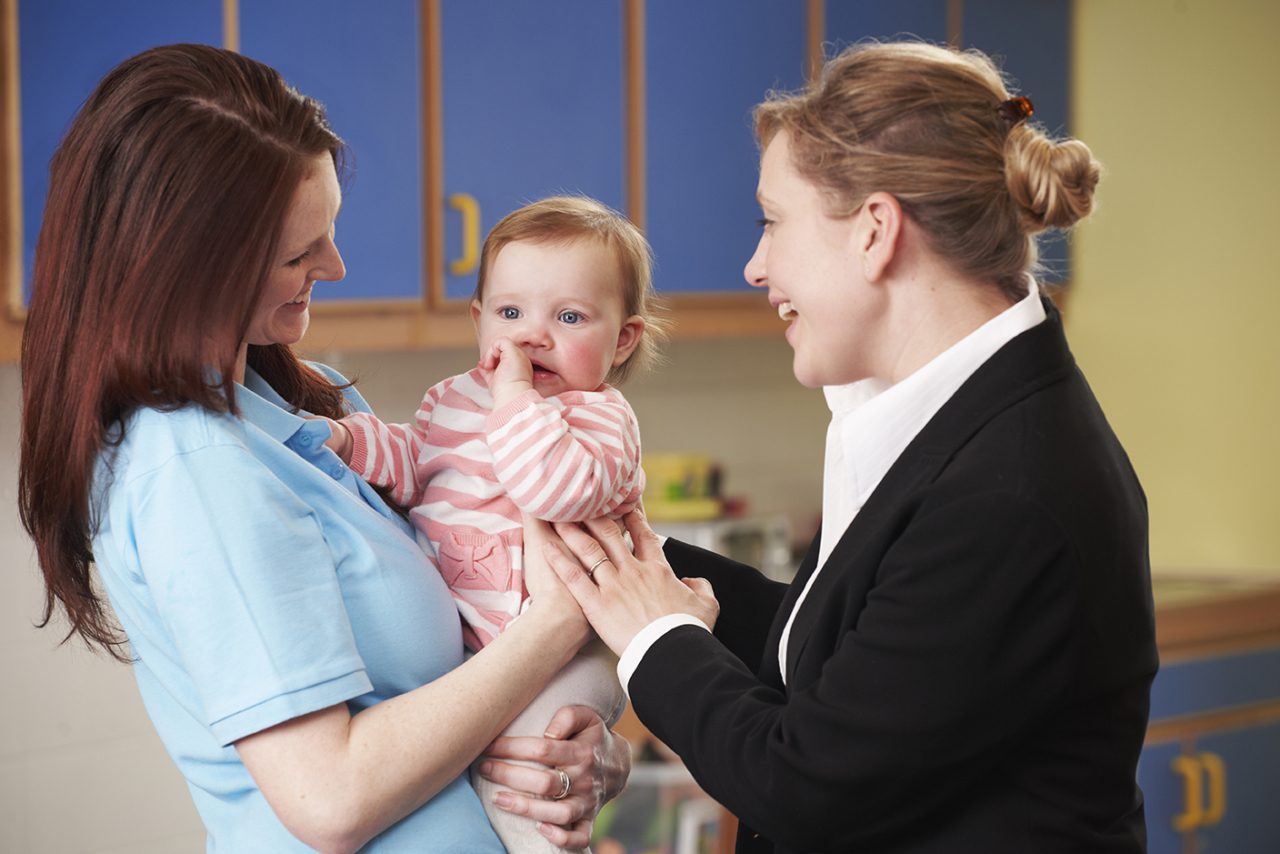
775, 283, 1046, 682
618, 282, 1047, 693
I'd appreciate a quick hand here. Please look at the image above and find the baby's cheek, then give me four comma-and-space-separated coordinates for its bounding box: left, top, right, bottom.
568, 340, 611, 384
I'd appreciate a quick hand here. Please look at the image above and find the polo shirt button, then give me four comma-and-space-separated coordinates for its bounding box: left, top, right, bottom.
330, 466, 346, 480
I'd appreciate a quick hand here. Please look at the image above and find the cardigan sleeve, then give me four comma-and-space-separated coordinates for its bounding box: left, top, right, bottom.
485, 387, 643, 521
341, 380, 445, 508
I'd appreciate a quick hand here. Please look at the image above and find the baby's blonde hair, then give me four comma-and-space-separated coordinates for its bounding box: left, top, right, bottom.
755, 41, 1101, 301
475, 195, 666, 384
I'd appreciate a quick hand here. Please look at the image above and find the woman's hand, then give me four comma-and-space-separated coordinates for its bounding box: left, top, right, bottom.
477, 705, 632, 848
522, 516, 591, 646
546, 510, 719, 655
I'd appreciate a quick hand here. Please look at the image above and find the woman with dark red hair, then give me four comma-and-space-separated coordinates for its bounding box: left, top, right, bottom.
19, 43, 626, 852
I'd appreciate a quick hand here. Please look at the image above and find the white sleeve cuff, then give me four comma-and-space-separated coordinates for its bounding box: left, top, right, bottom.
616, 613, 710, 697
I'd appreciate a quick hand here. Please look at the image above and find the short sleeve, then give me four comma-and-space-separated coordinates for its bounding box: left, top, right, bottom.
130, 442, 372, 745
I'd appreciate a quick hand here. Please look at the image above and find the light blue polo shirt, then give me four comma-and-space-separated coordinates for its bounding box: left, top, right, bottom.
91, 364, 503, 853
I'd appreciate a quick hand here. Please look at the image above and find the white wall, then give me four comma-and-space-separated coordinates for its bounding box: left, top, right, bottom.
0, 362, 206, 852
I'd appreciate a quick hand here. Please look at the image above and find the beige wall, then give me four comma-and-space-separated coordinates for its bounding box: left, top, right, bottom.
3, 1, 1278, 850
1069, 0, 1280, 573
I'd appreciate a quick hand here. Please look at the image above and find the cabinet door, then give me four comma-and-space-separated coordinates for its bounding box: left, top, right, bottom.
1137, 740, 1194, 854
241, 0, 425, 303
16, 0, 222, 307
823, 0, 1073, 285
823, 0, 949, 50
439, 0, 625, 302
963, 0, 1072, 283
644, 0, 808, 295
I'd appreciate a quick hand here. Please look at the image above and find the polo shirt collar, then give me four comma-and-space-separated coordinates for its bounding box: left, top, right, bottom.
239, 367, 331, 448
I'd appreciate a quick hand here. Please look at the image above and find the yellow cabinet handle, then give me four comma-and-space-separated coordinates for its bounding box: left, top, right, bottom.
1171, 751, 1228, 832
1171, 754, 1204, 833
448, 193, 480, 276
1200, 751, 1227, 826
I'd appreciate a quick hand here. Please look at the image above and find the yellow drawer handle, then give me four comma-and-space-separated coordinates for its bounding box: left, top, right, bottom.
1171, 751, 1228, 832
448, 193, 480, 276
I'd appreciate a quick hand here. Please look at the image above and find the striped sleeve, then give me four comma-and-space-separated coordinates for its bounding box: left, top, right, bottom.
342, 381, 445, 508
485, 387, 644, 522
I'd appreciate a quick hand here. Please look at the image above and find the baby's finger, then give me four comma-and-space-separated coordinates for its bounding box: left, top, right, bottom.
623, 508, 666, 560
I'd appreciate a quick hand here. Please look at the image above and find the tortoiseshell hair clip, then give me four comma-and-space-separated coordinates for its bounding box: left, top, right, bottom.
996, 95, 1035, 126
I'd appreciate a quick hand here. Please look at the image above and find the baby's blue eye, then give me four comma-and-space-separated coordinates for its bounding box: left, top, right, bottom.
499, 306, 521, 320
558, 311, 583, 325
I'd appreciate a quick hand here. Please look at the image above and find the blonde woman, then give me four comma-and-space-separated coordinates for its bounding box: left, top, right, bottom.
547, 42, 1156, 853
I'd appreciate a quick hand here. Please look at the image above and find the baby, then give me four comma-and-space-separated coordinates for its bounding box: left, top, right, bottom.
322, 195, 663, 853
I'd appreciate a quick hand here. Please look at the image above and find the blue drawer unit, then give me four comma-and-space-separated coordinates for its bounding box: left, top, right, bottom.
1143, 582, 1280, 853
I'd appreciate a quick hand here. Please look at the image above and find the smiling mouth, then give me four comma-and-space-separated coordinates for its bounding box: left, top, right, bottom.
777, 301, 797, 321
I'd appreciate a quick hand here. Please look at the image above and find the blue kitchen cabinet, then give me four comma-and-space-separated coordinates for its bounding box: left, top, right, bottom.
6, 1, 1078, 350
822, 0, 1073, 283
1142, 580, 1280, 853
13, 1, 424, 306
824, 0, 950, 50
15, 0, 222, 308
240, 0, 425, 304
964, 0, 1072, 283
437, 0, 625, 302
643, 0, 808, 295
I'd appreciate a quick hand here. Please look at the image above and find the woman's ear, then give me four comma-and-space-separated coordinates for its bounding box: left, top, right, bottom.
611, 316, 646, 367
858, 192, 904, 282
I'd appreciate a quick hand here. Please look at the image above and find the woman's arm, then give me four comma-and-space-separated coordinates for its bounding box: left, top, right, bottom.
558, 494, 1083, 851
236, 592, 586, 854
339, 384, 441, 508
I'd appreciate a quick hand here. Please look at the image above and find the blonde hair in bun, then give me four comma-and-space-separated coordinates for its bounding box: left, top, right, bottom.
1005, 129, 1101, 232
755, 40, 1101, 302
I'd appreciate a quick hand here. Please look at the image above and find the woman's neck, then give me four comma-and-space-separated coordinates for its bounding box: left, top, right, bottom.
877, 262, 1015, 386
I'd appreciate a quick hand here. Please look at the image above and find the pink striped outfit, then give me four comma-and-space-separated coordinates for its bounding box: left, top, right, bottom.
342, 366, 644, 650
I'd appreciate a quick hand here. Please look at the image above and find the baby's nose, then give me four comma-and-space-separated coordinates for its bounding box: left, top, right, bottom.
514, 321, 552, 347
